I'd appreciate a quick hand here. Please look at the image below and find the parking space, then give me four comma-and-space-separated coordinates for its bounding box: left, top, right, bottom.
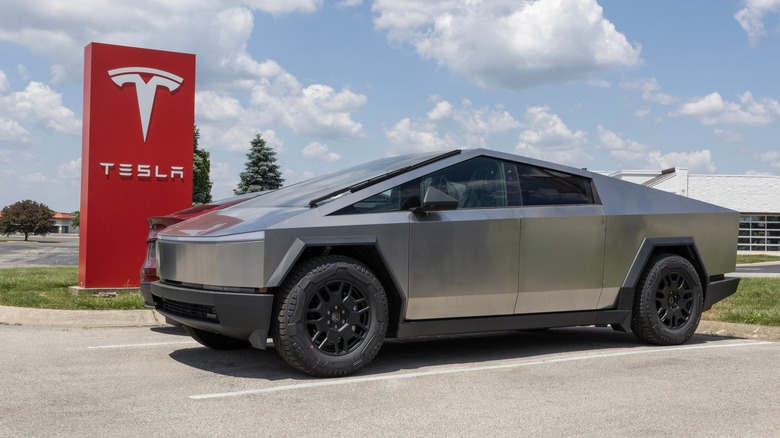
1, 324, 777, 437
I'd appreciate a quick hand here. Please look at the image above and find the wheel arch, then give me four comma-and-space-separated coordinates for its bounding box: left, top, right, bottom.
613, 237, 708, 330
265, 237, 405, 338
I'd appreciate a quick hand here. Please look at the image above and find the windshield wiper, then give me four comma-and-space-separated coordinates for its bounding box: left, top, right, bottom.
308, 149, 461, 207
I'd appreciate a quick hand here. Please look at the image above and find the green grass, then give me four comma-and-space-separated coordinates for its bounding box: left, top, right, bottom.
736, 254, 780, 264
703, 277, 780, 326
0, 267, 144, 310
0, 267, 778, 326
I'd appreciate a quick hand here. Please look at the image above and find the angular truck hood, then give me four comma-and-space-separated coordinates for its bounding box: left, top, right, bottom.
160, 206, 309, 238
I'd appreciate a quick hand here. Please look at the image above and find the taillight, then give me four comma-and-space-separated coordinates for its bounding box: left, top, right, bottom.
140, 224, 166, 283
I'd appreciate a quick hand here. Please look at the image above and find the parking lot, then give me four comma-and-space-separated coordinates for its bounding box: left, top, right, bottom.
1, 323, 778, 437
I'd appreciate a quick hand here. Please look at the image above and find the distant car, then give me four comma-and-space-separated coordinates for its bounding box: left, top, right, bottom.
148, 148, 740, 377
139, 192, 263, 304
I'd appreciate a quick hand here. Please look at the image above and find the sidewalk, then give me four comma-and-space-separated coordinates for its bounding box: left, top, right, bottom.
0, 305, 166, 327
1, 304, 778, 341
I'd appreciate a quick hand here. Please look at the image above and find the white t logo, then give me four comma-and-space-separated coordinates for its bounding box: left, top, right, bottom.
108, 67, 183, 142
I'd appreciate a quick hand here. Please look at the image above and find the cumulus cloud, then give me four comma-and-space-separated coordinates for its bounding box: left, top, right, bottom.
757, 150, 780, 169
515, 106, 590, 165
302, 142, 341, 162
671, 91, 780, 125
56, 158, 81, 180
0, 81, 81, 139
385, 98, 520, 154
649, 150, 716, 173
372, 0, 641, 90
621, 78, 677, 105
385, 117, 452, 154
597, 125, 717, 172
735, 0, 780, 44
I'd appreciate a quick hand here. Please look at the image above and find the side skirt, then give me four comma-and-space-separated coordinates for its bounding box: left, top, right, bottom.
396, 310, 631, 339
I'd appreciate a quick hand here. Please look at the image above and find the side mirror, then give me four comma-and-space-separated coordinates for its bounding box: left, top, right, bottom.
410, 186, 458, 214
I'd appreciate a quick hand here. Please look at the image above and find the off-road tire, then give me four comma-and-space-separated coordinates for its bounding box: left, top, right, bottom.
272, 255, 388, 377
631, 253, 703, 345
184, 326, 251, 350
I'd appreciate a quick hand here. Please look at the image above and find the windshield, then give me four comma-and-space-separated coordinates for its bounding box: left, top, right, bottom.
235, 150, 456, 208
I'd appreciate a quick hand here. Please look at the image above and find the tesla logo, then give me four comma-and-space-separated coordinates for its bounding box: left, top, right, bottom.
108, 67, 183, 142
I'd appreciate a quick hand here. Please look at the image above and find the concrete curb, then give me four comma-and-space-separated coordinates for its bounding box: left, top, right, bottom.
2, 304, 778, 343
0, 305, 166, 327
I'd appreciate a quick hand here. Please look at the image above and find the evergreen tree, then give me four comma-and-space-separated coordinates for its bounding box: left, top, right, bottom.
0, 200, 53, 241
192, 126, 213, 204
235, 132, 284, 194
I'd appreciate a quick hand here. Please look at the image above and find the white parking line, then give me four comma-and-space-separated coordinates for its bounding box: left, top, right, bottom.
87, 340, 197, 349
190, 341, 773, 400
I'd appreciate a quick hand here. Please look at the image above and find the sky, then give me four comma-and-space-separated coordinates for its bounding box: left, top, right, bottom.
1, 0, 780, 213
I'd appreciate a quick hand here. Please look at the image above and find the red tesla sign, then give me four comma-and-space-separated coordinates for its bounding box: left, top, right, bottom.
79, 43, 195, 288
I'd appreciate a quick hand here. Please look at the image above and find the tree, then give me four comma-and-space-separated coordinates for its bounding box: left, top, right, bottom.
70, 210, 80, 229
192, 125, 213, 204
235, 132, 284, 195
0, 200, 53, 241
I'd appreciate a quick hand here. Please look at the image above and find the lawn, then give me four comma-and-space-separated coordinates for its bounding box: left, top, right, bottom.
0, 266, 778, 326
736, 254, 780, 264
0, 266, 144, 310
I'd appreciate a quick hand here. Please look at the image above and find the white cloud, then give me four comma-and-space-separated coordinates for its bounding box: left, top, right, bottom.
0, 118, 33, 147
586, 79, 612, 88
713, 128, 744, 142
635, 108, 651, 118
515, 106, 590, 165
597, 125, 717, 172
671, 91, 780, 125
372, 0, 641, 90
210, 161, 240, 199
758, 150, 780, 169
621, 78, 676, 105
337, 0, 363, 7
302, 142, 341, 162
649, 150, 716, 173
0, 81, 81, 136
385, 117, 451, 154
735, 0, 780, 44
386, 99, 520, 154
0, 70, 8, 92
56, 158, 81, 180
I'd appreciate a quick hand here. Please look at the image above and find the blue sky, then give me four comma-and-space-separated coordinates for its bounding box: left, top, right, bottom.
1, 0, 779, 213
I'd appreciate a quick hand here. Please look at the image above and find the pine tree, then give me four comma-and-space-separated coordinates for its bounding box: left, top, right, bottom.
235, 132, 284, 195
192, 126, 213, 204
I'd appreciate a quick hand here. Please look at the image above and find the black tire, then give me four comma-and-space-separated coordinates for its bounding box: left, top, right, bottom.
185, 326, 251, 350
631, 253, 703, 345
272, 255, 389, 377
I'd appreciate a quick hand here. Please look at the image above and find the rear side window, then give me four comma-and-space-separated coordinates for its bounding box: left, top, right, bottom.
514, 163, 595, 206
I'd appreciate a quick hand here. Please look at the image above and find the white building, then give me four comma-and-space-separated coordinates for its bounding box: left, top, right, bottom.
603, 168, 780, 252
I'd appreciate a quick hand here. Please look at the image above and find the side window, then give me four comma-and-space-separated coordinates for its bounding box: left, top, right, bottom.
333, 179, 420, 214
516, 164, 595, 206
422, 157, 508, 209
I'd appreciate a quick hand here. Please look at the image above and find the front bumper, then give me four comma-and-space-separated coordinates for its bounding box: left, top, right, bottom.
149, 281, 274, 349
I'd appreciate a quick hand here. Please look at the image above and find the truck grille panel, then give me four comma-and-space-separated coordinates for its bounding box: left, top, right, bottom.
159, 298, 219, 323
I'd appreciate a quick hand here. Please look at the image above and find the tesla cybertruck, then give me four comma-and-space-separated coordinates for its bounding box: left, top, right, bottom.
146, 148, 740, 377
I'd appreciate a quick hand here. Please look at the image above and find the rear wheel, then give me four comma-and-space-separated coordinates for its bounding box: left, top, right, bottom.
631, 253, 703, 345
272, 255, 388, 377
185, 326, 251, 350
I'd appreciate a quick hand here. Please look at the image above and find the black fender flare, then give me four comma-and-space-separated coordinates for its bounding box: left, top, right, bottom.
612, 237, 707, 331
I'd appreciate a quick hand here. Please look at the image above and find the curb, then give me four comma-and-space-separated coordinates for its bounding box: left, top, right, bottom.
0, 305, 166, 327
1, 305, 778, 343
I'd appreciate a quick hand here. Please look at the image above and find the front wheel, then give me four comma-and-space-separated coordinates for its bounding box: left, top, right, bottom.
631, 253, 703, 345
272, 255, 389, 377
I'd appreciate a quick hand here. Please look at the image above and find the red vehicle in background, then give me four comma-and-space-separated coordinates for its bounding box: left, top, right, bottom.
140, 193, 263, 306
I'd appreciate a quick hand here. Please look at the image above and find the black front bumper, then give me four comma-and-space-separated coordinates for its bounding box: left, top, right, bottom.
149, 281, 274, 349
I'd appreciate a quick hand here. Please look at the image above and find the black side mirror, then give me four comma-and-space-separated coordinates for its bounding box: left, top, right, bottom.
410, 186, 458, 214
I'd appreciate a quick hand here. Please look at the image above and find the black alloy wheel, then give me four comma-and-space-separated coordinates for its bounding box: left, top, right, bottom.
632, 253, 703, 346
